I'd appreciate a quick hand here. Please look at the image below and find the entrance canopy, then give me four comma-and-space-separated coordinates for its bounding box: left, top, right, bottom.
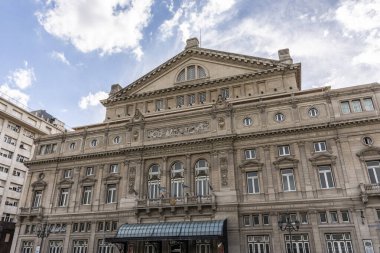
108, 220, 227, 242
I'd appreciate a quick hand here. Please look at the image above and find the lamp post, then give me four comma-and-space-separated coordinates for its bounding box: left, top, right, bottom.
36, 223, 51, 253
278, 213, 300, 253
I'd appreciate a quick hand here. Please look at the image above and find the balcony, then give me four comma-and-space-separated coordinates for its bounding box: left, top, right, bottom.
360, 183, 380, 203
135, 195, 216, 215
19, 207, 44, 218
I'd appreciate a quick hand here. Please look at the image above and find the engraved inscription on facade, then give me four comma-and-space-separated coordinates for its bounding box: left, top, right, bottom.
146, 122, 210, 139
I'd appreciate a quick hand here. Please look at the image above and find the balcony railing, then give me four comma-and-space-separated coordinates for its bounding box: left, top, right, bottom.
359, 183, 380, 203
137, 195, 214, 207
19, 207, 43, 217
135, 194, 216, 215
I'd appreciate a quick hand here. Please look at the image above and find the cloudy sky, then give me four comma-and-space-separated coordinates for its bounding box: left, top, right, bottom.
0, 0, 379, 128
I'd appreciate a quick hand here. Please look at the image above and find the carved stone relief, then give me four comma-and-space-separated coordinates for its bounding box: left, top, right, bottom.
128, 167, 136, 194
146, 122, 209, 140
220, 157, 228, 187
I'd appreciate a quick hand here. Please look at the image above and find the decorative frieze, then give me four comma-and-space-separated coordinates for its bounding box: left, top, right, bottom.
146, 122, 210, 140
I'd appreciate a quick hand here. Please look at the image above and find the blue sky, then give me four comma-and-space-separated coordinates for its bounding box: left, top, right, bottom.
0, 0, 379, 128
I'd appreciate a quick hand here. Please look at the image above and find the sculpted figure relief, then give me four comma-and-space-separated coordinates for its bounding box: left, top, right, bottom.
146, 122, 210, 139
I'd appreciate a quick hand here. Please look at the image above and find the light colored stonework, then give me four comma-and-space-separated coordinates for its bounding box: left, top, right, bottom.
12, 38, 380, 253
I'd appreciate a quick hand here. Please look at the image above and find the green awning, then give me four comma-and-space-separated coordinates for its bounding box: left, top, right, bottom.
108, 220, 226, 242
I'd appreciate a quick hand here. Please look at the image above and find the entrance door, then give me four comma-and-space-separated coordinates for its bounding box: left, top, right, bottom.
169, 241, 184, 253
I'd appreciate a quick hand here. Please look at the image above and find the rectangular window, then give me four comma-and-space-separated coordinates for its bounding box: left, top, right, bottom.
0, 149, 13, 159
319, 166, 335, 189
247, 172, 260, 194
63, 169, 72, 179
109, 164, 118, 173
314, 141, 327, 152
86, 222, 91, 232
341, 101, 351, 114
243, 215, 250, 226
72, 240, 88, 253
4, 135, 17, 145
245, 149, 256, 159
33, 191, 42, 208
376, 209, 380, 220
79, 223, 85, 232
105, 221, 111, 231
263, 214, 270, 225
49, 240, 63, 253
98, 239, 114, 253
221, 88, 229, 99
325, 233, 353, 253
155, 99, 164, 111
366, 161, 380, 184
171, 179, 184, 198
341, 210, 350, 222
278, 145, 290, 156
351, 99, 363, 112
72, 223, 78, 232
148, 181, 160, 199
82, 186, 92, 205
188, 94, 196, 105
177, 96, 184, 108
319, 212, 328, 223
7, 122, 20, 133
300, 212, 308, 224
196, 241, 211, 253
363, 98, 375, 111
247, 235, 270, 253
39, 143, 57, 155
58, 188, 69, 207
252, 215, 260, 226
330, 211, 338, 223
97, 222, 104, 231
0, 165, 9, 173
112, 221, 118, 231
281, 169, 296, 192
16, 154, 28, 163
85, 167, 94, 176
21, 241, 34, 253
24, 225, 30, 234
285, 234, 310, 253
106, 184, 117, 203
199, 92, 206, 103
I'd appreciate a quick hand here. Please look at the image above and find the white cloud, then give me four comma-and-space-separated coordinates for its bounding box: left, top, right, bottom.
335, 0, 380, 32
159, 0, 236, 42
7, 62, 36, 90
36, 0, 154, 57
51, 51, 70, 65
0, 84, 30, 107
79, 91, 108, 109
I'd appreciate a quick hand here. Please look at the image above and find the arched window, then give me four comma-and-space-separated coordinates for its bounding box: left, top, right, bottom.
176, 65, 207, 82
148, 164, 160, 199
171, 162, 184, 198
195, 159, 209, 196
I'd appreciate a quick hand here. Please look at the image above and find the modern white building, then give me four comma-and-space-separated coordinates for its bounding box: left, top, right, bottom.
0, 97, 64, 252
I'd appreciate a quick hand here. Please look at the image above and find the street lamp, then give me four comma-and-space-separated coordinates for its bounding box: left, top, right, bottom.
36, 223, 51, 253
278, 213, 300, 253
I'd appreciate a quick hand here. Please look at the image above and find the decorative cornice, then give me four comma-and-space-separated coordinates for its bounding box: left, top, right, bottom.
103, 47, 292, 104
309, 153, 337, 166
26, 116, 380, 166
104, 65, 299, 105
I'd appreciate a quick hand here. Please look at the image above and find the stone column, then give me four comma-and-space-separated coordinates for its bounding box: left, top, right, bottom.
309, 210, 323, 252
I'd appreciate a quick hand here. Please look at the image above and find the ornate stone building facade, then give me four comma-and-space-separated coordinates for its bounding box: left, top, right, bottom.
12, 38, 380, 253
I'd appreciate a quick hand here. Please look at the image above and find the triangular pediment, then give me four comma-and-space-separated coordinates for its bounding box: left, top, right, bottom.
309, 153, 337, 165
356, 146, 380, 158
80, 177, 97, 185
57, 179, 74, 186
239, 160, 264, 172
102, 44, 298, 106
32, 180, 47, 190
273, 156, 299, 167
103, 174, 122, 182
